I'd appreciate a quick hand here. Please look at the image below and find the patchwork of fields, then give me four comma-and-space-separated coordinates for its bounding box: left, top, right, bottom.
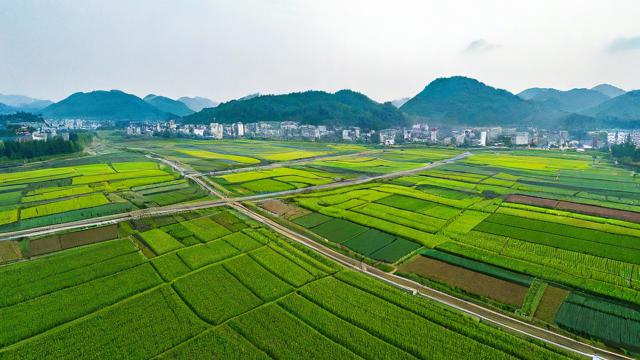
120, 137, 365, 172
265, 150, 640, 355
0, 159, 210, 233
206, 147, 463, 196
0, 208, 577, 359
2, 140, 638, 357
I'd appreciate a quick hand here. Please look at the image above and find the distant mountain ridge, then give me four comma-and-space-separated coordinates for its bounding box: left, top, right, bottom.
591, 84, 626, 98
144, 94, 194, 117
4, 78, 637, 130
581, 90, 640, 126
0, 94, 52, 113
400, 76, 558, 126
182, 89, 407, 130
178, 96, 218, 112
42, 90, 171, 121
391, 97, 410, 108
517, 88, 609, 113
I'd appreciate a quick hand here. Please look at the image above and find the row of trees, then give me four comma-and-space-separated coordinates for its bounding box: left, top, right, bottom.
609, 140, 640, 164
0, 133, 93, 160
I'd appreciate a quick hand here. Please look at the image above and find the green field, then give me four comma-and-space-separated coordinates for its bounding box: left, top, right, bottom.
0, 157, 210, 231
273, 149, 640, 354
0, 207, 579, 359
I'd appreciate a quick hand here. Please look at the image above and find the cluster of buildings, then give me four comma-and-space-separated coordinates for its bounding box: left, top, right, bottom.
124, 119, 640, 150
127, 120, 368, 141
4, 118, 103, 142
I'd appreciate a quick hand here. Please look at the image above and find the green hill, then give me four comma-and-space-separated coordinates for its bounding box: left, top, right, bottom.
144, 94, 194, 117
582, 90, 640, 127
182, 90, 407, 130
400, 76, 557, 126
42, 90, 171, 121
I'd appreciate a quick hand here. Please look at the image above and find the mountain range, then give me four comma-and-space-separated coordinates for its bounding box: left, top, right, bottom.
2, 78, 638, 129
42, 90, 171, 121
399, 77, 636, 129
0, 94, 52, 114
144, 95, 194, 117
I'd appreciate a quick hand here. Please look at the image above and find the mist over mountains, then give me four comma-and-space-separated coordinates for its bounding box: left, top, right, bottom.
0, 94, 52, 114
2, 77, 637, 130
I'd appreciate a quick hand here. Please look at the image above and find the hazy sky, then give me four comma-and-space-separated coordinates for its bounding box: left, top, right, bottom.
1, 0, 640, 103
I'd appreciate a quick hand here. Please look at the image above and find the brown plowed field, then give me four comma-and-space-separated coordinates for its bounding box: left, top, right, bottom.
0, 241, 22, 263
534, 285, 570, 323
400, 256, 528, 307
260, 199, 309, 219
505, 194, 640, 223
29, 224, 119, 256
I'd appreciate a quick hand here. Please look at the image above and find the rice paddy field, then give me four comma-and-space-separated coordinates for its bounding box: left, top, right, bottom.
0, 207, 578, 360
0, 157, 211, 232
269, 149, 640, 355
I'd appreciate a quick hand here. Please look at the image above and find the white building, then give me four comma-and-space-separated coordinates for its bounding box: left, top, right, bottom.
209, 123, 224, 139
430, 128, 438, 143
342, 127, 361, 141
479, 131, 487, 146
31, 132, 47, 141
234, 122, 244, 137
513, 132, 529, 145
379, 129, 397, 145
299, 125, 319, 139
193, 127, 205, 137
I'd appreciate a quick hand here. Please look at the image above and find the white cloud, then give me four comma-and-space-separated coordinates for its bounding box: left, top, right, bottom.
464, 39, 500, 54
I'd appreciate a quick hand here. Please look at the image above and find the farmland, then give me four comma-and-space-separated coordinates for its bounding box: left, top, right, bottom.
115, 136, 365, 172
2, 139, 639, 357
0, 156, 211, 233
0, 207, 578, 360
254, 149, 640, 355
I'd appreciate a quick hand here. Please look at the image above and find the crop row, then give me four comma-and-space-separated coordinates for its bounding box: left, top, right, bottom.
0, 239, 141, 307
0, 286, 207, 359
474, 219, 640, 265
437, 238, 640, 305
302, 272, 573, 360
485, 213, 640, 250
555, 293, 640, 352
0, 264, 161, 347
422, 249, 533, 286
20, 193, 111, 219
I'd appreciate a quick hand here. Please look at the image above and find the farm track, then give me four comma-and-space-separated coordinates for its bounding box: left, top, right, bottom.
2, 151, 633, 360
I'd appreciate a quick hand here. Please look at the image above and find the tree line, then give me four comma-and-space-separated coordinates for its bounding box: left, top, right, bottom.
0, 133, 93, 160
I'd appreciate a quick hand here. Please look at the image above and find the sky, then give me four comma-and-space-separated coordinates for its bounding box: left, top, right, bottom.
1, 0, 640, 103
